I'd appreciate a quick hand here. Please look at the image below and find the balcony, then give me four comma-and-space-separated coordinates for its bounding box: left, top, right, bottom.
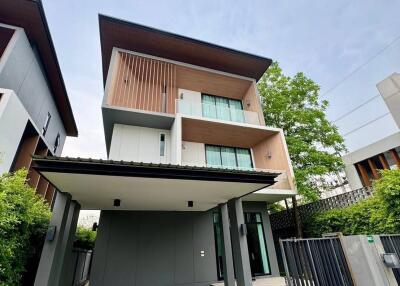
176, 99, 262, 125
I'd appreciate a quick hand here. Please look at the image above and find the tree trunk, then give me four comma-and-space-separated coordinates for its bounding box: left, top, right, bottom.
292, 196, 303, 238
284, 199, 289, 210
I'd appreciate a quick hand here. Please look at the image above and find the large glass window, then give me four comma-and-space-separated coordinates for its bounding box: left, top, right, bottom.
202, 94, 244, 123
205, 145, 253, 170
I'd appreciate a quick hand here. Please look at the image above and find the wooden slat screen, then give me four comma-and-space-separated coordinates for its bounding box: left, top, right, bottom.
109, 52, 177, 114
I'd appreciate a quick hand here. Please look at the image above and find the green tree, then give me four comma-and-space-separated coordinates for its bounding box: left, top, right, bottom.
0, 170, 51, 285
258, 62, 346, 201
304, 169, 400, 237
74, 226, 97, 250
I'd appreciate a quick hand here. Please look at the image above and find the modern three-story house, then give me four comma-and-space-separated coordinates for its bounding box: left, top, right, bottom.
0, 0, 77, 204
32, 15, 296, 286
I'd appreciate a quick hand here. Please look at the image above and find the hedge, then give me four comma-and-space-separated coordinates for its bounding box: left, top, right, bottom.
0, 170, 51, 286
304, 169, 400, 237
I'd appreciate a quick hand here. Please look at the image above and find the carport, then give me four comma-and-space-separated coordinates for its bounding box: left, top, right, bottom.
32, 156, 280, 286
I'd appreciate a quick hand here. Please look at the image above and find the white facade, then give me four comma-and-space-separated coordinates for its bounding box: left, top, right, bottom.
181, 141, 206, 167
0, 89, 30, 174
0, 24, 67, 151
342, 73, 400, 190
109, 124, 171, 163
376, 73, 400, 129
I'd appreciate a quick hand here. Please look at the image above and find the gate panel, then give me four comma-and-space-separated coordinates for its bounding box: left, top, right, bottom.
280, 238, 354, 286
380, 235, 400, 285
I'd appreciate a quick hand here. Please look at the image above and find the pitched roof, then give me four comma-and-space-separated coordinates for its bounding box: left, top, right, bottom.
99, 14, 272, 85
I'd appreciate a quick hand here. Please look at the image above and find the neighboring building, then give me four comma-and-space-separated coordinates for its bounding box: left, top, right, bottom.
343, 73, 400, 190
32, 15, 296, 286
0, 0, 77, 204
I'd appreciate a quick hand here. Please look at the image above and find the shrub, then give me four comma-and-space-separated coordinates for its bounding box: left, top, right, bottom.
74, 226, 96, 250
0, 170, 51, 286
304, 169, 400, 237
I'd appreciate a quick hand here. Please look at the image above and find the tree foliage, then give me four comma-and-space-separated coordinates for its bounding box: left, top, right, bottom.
258, 62, 346, 201
0, 170, 51, 286
304, 169, 400, 237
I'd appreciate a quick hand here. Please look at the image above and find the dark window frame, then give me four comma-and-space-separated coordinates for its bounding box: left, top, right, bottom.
159, 133, 166, 156
42, 112, 51, 136
53, 133, 60, 154
244, 211, 272, 276
201, 93, 244, 120
205, 144, 253, 169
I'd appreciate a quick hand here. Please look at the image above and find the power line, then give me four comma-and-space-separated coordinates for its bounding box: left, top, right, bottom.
321, 34, 400, 98
332, 94, 380, 123
342, 112, 390, 137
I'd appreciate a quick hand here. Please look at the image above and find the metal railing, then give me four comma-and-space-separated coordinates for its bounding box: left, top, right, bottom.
280, 237, 354, 286
380, 234, 400, 284
176, 99, 261, 125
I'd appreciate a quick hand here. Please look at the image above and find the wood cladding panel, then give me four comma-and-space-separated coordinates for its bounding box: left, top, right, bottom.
45, 185, 56, 205
252, 133, 294, 190
181, 117, 274, 148
175, 65, 251, 100
12, 135, 39, 172
243, 83, 265, 126
28, 144, 48, 189
356, 163, 371, 187
109, 52, 177, 114
390, 149, 400, 168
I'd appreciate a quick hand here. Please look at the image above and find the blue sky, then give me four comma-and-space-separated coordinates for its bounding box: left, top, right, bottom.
42, 0, 400, 157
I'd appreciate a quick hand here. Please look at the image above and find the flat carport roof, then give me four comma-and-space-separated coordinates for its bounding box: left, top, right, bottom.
32, 156, 280, 211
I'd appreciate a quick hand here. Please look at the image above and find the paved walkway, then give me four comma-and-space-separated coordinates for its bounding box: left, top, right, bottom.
211, 276, 286, 286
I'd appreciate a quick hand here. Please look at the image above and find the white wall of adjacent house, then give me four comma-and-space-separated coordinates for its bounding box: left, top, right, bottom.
109, 124, 171, 163
0, 89, 30, 174
0, 24, 66, 153
376, 72, 400, 129
181, 141, 206, 167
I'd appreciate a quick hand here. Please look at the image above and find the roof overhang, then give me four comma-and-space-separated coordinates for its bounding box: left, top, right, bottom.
0, 0, 77, 136
32, 156, 279, 211
99, 14, 272, 86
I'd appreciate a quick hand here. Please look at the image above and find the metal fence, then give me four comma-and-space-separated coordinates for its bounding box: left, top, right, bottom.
280, 237, 354, 286
271, 187, 372, 230
71, 249, 92, 286
380, 235, 400, 285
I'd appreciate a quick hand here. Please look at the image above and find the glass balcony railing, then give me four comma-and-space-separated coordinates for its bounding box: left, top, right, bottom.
176, 99, 261, 125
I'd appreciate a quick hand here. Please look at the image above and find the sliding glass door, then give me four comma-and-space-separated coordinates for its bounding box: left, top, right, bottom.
205, 145, 253, 170
202, 94, 244, 123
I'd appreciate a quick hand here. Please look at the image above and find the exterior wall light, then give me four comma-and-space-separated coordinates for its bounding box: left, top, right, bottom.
188, 201, 194, 208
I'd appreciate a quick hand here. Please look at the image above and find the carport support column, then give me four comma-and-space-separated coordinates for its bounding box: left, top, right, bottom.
219, 203, 235, 286
34, 191, 72, 286
228, 198, 252, 286
58, 200, 81, 286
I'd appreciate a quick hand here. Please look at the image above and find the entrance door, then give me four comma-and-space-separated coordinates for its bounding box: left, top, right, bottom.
245, 213, 271, 276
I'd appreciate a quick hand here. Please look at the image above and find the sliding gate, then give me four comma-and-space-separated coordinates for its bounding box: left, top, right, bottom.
280, 237, 354, 286
380, 235, 400, 284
